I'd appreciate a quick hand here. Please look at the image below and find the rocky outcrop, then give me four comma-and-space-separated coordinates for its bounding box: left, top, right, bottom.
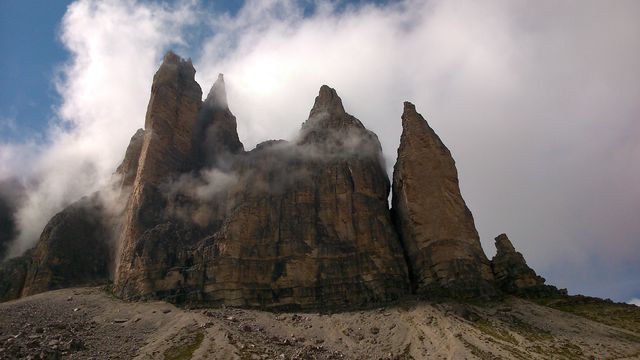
391, 102, 496, 299
0, 194, 112, 301
491, 233, 560, 297
20, 195, 111, 296
114, 128, 145, 188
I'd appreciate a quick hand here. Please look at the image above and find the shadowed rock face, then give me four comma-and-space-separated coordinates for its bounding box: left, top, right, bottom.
112, 82, 409, 309
0, 178, 26, 260
491, 233, 560, 296
20, 195, 111, 296
114, 128, 145, 189
185, 86, 409, 309
0, 195, 112, 301
193, 74, 244, 170
391, 102, 496, 299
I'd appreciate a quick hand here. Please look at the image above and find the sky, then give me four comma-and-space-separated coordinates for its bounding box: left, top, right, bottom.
0, 0, 639, 304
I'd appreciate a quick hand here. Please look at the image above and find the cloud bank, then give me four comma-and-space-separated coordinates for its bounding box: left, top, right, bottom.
1, 0, 639, 302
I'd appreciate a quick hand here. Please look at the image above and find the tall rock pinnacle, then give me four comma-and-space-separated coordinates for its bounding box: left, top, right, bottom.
300, 85, 365, 137
392, 102, 496, 299
114, 51, 203, 297
193, 73, 244, 169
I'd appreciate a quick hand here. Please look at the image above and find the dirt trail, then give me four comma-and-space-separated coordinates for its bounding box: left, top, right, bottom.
0, 287, 638, 359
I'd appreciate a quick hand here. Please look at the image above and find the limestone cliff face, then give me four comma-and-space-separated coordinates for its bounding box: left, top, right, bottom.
391, 102, 496, 299
187, 86, 409, 309
113, 83, 409, 309
114, 128, 145, 189
1, 52, 568, 307
20, 195, 111, 296
490, 233, 559, 296
0, 195, 112, 301
114, 51, 203, 298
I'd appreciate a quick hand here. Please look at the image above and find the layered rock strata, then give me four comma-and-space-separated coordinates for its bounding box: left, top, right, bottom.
391, 102, 496, 299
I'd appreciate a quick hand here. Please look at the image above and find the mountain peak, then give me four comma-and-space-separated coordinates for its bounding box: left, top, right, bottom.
309, 85, 346, 118
494, 233, 517, 254
204, 73, 228, 109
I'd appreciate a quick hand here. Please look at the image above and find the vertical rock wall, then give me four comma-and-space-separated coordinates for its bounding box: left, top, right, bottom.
391, 102, 496, 299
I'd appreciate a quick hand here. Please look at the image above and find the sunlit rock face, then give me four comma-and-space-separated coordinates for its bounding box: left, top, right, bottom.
391, 102, 497, 299
2, 51, 567, 308
114, 51, 204, 299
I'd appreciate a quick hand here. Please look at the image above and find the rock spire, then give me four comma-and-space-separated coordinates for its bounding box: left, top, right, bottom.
391, 102, 496, 299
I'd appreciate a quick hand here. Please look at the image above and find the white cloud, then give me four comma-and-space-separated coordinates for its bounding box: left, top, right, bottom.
4, 0, 197, 257
1, 0, 639, 302
628, 298, 640, 307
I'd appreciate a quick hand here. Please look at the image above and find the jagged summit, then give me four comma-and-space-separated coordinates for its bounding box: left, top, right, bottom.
204, 73, 229, 109
195, 73, 243, 169
310, 85, 346, 117
495, 233, 518, 254
491, 233, 561, 296
302, 85, 365, 132
1, 53, 565, 310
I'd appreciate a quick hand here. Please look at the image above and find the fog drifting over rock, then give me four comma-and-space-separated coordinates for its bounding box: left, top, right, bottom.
0, 0, 638, 302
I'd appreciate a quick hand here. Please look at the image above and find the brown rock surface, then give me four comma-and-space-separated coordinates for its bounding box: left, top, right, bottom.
0, 195, 112, 301
0, 178, 26, 260
0, 255, 29, 302
193, 74, 244, 169
391, 102, 496, 299
112, 83, 409, 309
20, 194, 112, 296
114, 128, 145, 188
491, 233, 558, 296
188, 86, 409, 309
114, 51, 203, 298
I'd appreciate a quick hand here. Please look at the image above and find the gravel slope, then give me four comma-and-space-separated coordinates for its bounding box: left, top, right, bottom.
0, 287, 638, 359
